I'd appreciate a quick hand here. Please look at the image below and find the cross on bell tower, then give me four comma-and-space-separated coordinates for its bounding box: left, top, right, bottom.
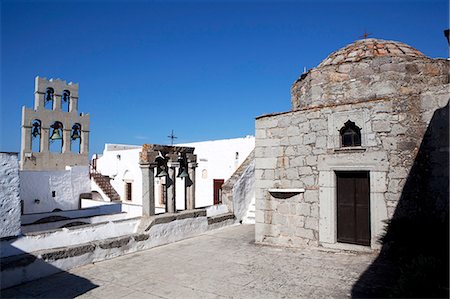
167, 130, 177, 145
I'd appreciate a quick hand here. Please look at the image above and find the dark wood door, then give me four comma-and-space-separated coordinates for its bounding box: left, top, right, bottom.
336, 171, 370, 246
213, 179, 224, 205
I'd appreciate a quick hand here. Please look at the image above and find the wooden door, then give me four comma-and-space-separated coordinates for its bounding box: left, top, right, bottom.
336, 171, 370, 246
213, 179, 224, 205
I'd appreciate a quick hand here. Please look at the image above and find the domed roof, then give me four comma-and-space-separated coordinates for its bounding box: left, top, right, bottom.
318, 38, 427, 67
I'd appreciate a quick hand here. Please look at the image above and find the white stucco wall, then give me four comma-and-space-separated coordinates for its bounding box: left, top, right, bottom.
94, 147, 143, 203
94, 137, 255, 210
178, 136, 255, 207
0, 153, 21, 238
20, 166, 90, 214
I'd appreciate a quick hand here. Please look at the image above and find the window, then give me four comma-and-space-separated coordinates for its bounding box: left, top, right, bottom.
125, 182, 132, 201
339, 120, 361, 147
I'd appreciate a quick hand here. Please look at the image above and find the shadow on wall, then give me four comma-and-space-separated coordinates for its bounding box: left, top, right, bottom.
352, 102, 449, 298
1, 243, 98, 297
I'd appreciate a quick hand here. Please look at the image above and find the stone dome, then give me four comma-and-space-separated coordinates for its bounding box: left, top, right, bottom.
318, 38, 427, 67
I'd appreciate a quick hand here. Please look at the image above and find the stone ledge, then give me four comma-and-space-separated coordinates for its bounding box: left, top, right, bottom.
207, 213, 235, 225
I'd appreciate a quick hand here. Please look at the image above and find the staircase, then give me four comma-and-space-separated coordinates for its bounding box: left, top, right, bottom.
90, 170, 121, 202
242, 197, 255, 224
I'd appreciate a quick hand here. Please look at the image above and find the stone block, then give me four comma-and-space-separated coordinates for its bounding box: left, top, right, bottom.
370, 172, 387, 193
277, 203, 291, 215
303, 133, 316, 145
372, 120, 392, 132
310, 119, 327, 131
301, 175, 316, 187
256, 138, 281, 147
304, 216, 318, 230
287, 126, 300, 136
288, 136, 303, 146
304, 190, 319, 203
255, 210, 265, 223
286, 168, 299, 180
316, 136, 327, 148
295, 227, 315, 240
297, 203, 310, 216
388, 167, 408, 179
278, 117, 291, 128
263, 170, 275, 180
255, 169, 264, 180
298, 122, 310, 133
257, 118, 278, 129
255, 129, 266, 139
298, 166, 313, 175
256, 158, 277, 169
310, 203, 319, 217
305, 156, 318, 166
272, 213, 287, 225
290, 156, 305, 167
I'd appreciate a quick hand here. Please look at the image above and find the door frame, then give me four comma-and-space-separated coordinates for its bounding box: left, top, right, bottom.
317, 152, 389, 250
213, 179, 225, 205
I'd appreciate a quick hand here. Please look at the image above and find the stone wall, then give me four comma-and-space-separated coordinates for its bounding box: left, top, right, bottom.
0, 153, 21, 238
255, 82, 449, 248
291, 47, 448, 111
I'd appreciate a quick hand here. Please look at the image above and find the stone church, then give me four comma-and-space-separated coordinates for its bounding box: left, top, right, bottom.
254, 38, 449, 250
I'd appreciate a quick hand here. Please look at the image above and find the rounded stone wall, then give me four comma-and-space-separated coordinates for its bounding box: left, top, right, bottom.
291, 38, 449, 111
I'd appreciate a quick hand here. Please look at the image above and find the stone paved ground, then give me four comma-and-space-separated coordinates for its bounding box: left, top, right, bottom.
2, 225, 378, 298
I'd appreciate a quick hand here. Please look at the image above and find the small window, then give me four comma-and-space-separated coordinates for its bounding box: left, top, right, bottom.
125, 182, 132, 201
339, 120, 361, 147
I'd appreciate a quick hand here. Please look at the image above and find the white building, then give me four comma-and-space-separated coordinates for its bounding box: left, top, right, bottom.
92, 136, 255, 210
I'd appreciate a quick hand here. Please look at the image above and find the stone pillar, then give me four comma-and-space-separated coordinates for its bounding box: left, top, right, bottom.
166, 162, 179, 213
81, 130, 89, 154
54, 95, 62, 111
186, 162, 197, 210
140, 163, 156, 216
21, 126, 31, 154
62, 129, 71, 153
70, 97, 79, 113
34, 92, 44, 110
41, 126, 49, 153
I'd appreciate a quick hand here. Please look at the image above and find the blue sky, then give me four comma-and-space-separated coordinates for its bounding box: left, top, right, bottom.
1, 0, 448, 155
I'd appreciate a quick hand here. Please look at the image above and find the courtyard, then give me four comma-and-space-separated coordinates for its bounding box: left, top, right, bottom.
2, 224, 379, 298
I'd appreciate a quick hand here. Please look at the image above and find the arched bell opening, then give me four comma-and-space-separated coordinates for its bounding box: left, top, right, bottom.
49, 121, 63, 153
44, 87, 54, 110
62, 90, 70, 112
31, 119, 41, 152
71, 123, 81, 153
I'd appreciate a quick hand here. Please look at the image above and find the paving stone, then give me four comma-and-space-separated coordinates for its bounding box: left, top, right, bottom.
3, 225, 380, 299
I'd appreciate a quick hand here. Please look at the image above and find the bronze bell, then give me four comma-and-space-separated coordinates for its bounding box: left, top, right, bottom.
156, 165, 168, 177
71, 125, 80, 140
177, 167, 189, 178
50, 128, 62, 140
45, 90, 53, 102
32, 123, 40, 138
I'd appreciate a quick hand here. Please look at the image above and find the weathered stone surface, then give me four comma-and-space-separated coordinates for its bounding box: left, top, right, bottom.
255, 37, 449, 249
